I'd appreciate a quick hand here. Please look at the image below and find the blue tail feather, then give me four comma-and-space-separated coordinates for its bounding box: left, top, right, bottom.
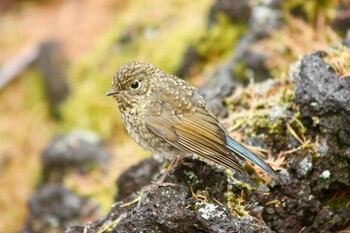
226, 136, 276, 176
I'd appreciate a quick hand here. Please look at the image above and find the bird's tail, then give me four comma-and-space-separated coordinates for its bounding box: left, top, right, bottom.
226, 136, 276, 176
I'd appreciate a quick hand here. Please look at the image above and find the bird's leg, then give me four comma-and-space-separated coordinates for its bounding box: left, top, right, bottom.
143, 157, 181, 191
156, 157, 181, 185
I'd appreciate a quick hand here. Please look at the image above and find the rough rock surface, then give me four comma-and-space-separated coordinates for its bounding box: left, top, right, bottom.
115, 157, 162, 201
294, 51, 350, 146
199, 63, 237, 117
260, 51, 350, 233
66, 158, 274, 233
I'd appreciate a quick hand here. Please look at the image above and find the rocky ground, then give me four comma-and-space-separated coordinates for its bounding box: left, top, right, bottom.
67, 157, 274, 233
24, 50, 350, 233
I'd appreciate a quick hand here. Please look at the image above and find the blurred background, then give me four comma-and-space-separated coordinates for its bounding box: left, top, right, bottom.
0, 0, 348, 232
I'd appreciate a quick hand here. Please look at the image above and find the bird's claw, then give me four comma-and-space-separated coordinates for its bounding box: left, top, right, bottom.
143, 181, 178, 191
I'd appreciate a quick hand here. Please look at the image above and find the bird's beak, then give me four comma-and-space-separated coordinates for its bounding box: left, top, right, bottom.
105, 89, 119, 96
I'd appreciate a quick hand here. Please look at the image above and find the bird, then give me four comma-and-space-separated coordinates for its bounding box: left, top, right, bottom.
106, 61, 275, 185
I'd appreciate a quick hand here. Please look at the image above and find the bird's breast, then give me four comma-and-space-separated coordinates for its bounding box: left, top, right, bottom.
120, 104, 168, 151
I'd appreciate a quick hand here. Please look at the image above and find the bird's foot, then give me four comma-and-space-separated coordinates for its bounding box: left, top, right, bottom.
142, 181, 178, 191
180, 161, 193, 167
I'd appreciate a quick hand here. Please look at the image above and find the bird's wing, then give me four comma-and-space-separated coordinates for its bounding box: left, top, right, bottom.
145, 106, 245, 173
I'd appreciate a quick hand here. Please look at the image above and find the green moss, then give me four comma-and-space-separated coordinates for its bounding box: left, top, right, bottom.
277, 87, 295, 106
227, 78, 301, 138
225, 169, 252, 191
232, 61, 249, 83
225, 191, 249, 217
187, 187, 213, 210
196, 13, 246, 62
184, 170, 198, 183
20, 69, 50, 118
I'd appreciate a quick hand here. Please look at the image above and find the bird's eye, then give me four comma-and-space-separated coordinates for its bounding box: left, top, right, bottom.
130, 80, 140, 89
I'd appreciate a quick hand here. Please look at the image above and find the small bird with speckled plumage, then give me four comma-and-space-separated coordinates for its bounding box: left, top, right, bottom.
106, 61, 275, 185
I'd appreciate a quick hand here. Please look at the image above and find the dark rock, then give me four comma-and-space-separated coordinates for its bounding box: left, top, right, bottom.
294, 51, 350, 147
260, 51, 350, 233
232, 0, 282, 80
342, 38, 350, 47
228, 1, 282, 82
227, 31, 269, 82
262, 177, 323, 232
41, 130, 110, 182
66, 158, 274, 233
199, 62, 237, 117
311, 204, 350, 232
23, 184, 99, 233
118, 27, 135, 44
175, 44, 202, 78
236, 49, 271, 82
35, 41, 69, 119
115, 157, 161, 201
331, 3, 350, 35
208, 0, 252, 26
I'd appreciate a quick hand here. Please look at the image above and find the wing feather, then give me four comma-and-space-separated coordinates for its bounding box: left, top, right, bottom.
146, 108, 245, 173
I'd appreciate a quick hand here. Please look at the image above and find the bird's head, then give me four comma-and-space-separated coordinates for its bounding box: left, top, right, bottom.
106, 61, 157, 97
